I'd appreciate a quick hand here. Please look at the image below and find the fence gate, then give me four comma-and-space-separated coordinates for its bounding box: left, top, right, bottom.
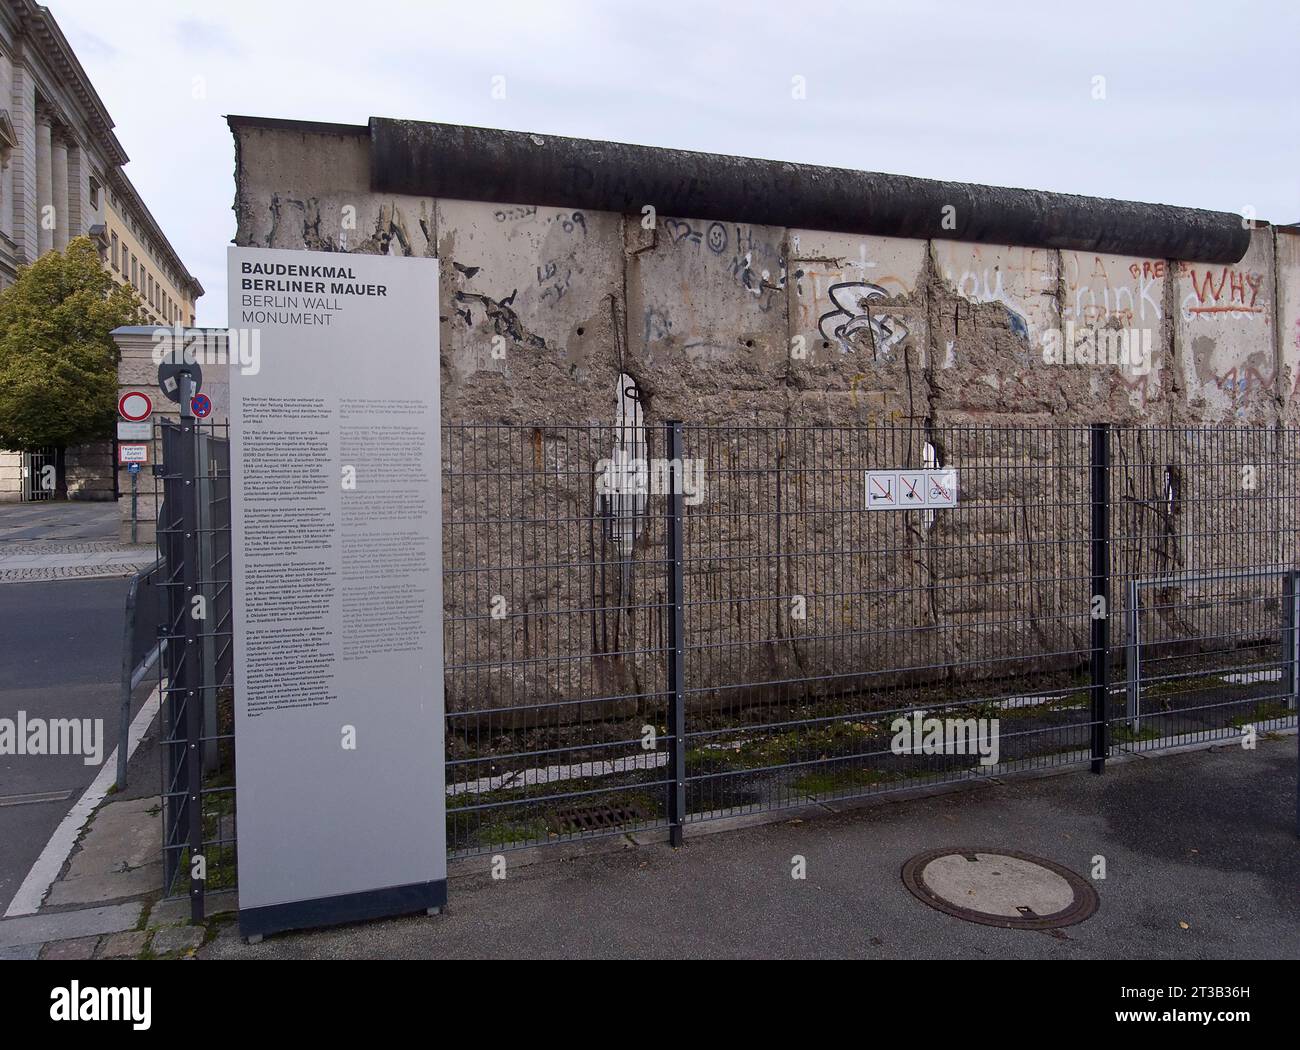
1111, 427, 1300, 750
1123, 568, 1300, 747
20, 447, 56, 501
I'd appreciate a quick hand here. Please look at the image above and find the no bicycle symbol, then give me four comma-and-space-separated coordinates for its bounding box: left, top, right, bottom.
866, 469, 958, 511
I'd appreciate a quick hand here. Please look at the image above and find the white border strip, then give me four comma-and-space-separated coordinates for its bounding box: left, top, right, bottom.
3, 685, 161, 917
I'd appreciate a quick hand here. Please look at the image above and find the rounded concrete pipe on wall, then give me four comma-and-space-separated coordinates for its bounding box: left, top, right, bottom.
369, 117, 1251, 265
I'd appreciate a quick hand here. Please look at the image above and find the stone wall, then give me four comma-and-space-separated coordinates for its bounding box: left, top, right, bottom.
0, 444, 115, 502
0, 449, 20, 500
64, 440, 114, 500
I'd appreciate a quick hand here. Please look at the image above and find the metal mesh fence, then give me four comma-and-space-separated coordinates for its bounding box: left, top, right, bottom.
155, 419, 236, 907
679, 425, 1098, 820
1111, 428, 1300, 750
159, 420, 1300, 880
441, 424, 674, 853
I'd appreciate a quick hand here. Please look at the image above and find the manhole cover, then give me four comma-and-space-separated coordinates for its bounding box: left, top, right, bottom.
901, 848, 1099, 930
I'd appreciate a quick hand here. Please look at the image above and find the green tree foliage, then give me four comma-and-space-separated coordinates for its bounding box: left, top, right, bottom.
0, 237, 142, 451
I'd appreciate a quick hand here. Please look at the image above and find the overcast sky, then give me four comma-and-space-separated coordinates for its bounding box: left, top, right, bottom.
53, 0, 1299, 327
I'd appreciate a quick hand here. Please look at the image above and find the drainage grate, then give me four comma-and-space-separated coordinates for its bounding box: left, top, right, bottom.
548, 802, 648, 835
901, 848, 1099, 930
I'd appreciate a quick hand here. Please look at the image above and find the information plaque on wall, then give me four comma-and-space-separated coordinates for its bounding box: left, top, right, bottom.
227, 246, 445, 938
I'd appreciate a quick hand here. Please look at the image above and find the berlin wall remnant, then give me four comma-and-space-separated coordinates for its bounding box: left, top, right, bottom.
227, 114, 1300, 720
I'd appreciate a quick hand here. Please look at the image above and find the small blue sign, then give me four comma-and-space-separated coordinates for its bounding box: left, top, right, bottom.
191, 393, 213, 418
127, 463, 142, 475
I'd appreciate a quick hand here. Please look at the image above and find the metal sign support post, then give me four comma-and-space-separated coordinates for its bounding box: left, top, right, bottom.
176, 371, 206, 921
130, 467, 139, 544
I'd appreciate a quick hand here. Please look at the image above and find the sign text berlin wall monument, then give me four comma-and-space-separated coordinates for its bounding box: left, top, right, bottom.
228, 246, 445, 938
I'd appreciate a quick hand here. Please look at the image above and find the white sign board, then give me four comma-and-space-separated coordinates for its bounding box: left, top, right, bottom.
866, 469, 959, 510
117, 421, 152, 441
117, 443, 149, 465
228, 246, 445, 938
866, 471, 897, 509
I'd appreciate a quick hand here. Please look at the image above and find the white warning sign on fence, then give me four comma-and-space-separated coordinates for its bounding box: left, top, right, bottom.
866, 471, 897, 509
898, 471, 926, 507
926, 469, 958, 508
866, 469, 959, 511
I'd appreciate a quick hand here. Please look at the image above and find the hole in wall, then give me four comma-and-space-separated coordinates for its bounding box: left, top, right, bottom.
600, 374, 647, 559
923, 441, 941, 531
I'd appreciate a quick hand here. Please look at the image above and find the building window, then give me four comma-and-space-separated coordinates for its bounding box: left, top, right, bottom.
89, 178, 100, 209
110, 232, 119, 270
130, 255, 137, 287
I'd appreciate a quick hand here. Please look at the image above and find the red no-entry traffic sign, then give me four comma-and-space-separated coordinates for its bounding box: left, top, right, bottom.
118, 391, 153, 422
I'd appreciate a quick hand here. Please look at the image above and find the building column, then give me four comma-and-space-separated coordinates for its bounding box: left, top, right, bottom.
66, 143, 86, 239
0, 153, 12, 242
51, 132, 68, 252
34, 111, 52, 256
0, 51, 12, 242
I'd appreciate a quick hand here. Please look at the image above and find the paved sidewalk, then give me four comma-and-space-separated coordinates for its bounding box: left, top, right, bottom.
0, 785, 234, 959
0, 503, 152, 583
9, 735, 1294, 960
194, 736, 1299, 960
0, 540, 155, 583
0, 502, 120, 543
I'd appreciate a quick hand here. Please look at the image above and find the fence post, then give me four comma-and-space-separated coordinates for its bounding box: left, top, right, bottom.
665, 421, 686, 847
117, 569, 142, 791
1125, 578, 1140, 733
1283, 571, 1299, 839
1089, 423, 1111, 774
1283, 571, 1299, 714
177, 375, 206, 921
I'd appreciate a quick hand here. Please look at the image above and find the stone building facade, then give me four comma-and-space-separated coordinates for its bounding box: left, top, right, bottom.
0, 0, 202, 503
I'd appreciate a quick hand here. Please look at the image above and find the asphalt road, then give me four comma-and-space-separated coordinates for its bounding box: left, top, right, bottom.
0, 577, 134, 914
0, 502, 119, 542
203, 736, 1300, 959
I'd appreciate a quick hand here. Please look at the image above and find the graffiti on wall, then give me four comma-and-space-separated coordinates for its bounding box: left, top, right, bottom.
661, 218, 787, 313
817, 282, 909, 357
934, 246, 1056, 346
1180, 264, 1266, 319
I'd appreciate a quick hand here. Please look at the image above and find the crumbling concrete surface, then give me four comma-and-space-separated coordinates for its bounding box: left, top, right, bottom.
227, 116, 1300, 717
